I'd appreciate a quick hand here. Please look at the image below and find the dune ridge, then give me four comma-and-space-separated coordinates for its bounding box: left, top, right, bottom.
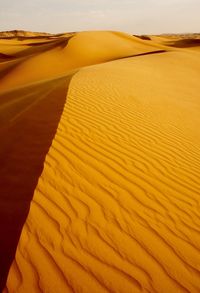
0, 71, 76, 292
0, 31, 200, 292
0, 31, 167, 91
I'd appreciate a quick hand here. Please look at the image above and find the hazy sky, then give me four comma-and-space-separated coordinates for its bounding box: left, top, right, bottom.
0, 0, 199, 34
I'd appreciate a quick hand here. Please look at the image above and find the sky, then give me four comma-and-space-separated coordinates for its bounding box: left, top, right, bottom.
0, 0, 199, 34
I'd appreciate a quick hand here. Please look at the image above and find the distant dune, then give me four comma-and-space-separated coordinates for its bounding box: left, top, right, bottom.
146, 33, 200, 51
0, 30, 200, 293
0, 30, 55, 38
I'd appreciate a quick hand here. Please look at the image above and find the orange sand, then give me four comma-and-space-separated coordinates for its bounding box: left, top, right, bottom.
0, 31, 200, 293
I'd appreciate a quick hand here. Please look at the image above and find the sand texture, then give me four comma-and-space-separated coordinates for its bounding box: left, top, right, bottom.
0, 31, 200, 293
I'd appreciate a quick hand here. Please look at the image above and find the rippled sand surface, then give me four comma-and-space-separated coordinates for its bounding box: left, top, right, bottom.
1, 31, 200, 293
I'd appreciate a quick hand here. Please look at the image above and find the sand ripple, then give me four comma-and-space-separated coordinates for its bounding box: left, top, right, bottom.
5, 48, 200, 292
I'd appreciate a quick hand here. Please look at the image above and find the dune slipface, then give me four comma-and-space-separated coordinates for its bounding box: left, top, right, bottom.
0, 31, 200, 293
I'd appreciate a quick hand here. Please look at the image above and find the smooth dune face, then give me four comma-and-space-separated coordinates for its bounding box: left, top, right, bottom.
0, 31, 164, 91
1, 31, 200, 293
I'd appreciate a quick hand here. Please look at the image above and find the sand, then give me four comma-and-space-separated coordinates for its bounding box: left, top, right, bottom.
0, 30, 200, 293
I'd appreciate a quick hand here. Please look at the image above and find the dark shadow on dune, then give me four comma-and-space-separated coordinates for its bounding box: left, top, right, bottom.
0, 36, 74, 85
0, 53, 14, 62
0, 73, 74, 292
13, 36, 73, 58
110, 49, 166, 62
166, 38, 200, 48
0, 59, 25, 83
133, 35, 151, 40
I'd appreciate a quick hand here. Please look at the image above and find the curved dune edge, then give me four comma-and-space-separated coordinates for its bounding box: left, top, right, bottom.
4, 47, 200, 292
0, 31, 168, 91
0, 73, 76, 292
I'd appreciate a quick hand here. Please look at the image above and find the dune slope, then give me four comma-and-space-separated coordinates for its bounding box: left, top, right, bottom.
0, 31, 200, 292
0, 31, 165, 91
0, 73, 75, 291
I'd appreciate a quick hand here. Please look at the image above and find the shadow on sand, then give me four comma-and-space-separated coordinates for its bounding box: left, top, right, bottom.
0, 73, 74, 291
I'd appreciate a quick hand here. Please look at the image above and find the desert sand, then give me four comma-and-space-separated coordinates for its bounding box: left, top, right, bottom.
0, 31, 200, 293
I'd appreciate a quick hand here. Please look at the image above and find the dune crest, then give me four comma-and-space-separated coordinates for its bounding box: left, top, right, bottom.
0, 31, 166, 91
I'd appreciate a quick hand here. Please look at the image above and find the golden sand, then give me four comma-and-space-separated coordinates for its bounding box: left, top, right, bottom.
0, 31, 200, 293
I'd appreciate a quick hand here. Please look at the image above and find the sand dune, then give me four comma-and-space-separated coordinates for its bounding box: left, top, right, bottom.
0, 31, 166, 91
1, 31, 200, 293
149, 34, 200, 52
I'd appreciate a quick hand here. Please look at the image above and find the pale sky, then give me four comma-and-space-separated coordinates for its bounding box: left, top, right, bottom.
0, 0, 199, 34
